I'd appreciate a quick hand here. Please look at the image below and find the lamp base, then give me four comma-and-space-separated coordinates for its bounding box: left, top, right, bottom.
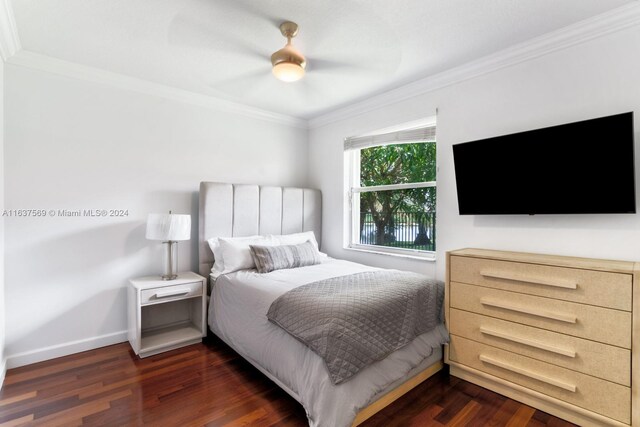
162, 241, 179, 280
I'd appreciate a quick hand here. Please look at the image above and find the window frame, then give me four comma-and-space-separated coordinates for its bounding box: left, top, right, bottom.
345, 139, 437, 260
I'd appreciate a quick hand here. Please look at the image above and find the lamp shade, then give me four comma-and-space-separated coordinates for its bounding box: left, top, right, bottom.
145, 213, 191, 241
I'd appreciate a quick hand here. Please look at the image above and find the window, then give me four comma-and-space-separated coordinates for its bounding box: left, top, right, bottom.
345, 124, 436, 258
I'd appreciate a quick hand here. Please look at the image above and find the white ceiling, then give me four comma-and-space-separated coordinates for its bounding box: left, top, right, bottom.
10, 0, 635, 119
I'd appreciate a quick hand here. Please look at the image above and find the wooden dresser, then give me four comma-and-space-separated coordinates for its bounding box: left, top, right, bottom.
445, 248, 639, 427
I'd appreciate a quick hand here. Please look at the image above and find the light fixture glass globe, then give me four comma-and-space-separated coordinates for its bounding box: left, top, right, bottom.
272, 62, 305, 82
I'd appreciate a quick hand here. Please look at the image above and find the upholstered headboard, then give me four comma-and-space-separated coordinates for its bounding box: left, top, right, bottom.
198, 182, 322, 279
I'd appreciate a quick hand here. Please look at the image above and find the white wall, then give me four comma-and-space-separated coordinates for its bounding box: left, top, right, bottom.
0, 56, 6, 385
309, 25, 640, 281
3, 64, 308, 367
5, 18, 640, 372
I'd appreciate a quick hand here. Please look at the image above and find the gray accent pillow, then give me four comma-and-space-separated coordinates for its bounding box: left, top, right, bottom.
250, 240, 322, 273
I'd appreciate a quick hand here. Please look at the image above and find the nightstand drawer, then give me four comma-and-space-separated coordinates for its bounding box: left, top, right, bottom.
449, 336, 631, 424
449, 309, 630, 386
450, 255, 632, 311
450, 281, 631, 348
141, 281, 203, 305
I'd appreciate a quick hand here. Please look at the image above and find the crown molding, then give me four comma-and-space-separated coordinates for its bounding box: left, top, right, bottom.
308, 2, 640, 129
0, 0, 20, 61
7, 50, 308, 128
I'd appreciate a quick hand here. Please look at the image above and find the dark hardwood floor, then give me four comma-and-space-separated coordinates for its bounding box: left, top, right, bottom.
0, 337, 577, 426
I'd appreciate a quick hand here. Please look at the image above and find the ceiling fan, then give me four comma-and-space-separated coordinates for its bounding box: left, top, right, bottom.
270, 21, 306, 82
166, 1, 398, 101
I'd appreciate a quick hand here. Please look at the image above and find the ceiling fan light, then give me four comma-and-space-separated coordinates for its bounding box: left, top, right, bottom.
272, 62, 305, 82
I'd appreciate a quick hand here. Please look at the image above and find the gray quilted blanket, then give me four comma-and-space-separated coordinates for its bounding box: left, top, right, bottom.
266, 270, 444, 384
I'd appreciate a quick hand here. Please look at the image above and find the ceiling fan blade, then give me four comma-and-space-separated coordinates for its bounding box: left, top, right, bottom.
213, 69, 268, 85
305, 58, 352, 72
214, 0, 284, 30
305, 57, 390, 76
168, 12, 269, 60
208, 69, 272, 97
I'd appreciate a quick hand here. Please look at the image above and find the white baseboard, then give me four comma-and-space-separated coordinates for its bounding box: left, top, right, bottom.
0, 357, 6, 390
5, 330, 128, 369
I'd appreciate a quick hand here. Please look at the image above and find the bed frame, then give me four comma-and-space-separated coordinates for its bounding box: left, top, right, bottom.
198, 182, 443, 426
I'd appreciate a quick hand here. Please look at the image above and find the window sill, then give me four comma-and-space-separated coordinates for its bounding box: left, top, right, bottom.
344, 246, 436, 262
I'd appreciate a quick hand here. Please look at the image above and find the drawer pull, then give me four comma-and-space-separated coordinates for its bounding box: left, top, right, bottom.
479, 354, 577, 392
479, 326, 576, 358
480, 270, 577, 290
154, 289, 191, 299
480, 298, 577, 324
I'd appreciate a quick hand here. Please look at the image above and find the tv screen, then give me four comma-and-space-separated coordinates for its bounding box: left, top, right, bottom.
453, 112, 636, 215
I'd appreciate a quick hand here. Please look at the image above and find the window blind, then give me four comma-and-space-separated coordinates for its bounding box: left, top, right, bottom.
344, 125, 436, 151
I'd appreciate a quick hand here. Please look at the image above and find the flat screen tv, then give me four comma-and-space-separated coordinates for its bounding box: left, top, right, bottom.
453, 112, 636, 215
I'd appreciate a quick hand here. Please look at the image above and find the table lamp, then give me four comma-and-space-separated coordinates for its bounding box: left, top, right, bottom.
146, 211, 191, 280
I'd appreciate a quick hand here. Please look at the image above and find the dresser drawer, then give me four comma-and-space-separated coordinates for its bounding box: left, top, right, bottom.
449, 336, 631, 424
450, 281, 631, 348
450, 256, 632, 311
449, 309, 630, 386
140, 281, 203, 306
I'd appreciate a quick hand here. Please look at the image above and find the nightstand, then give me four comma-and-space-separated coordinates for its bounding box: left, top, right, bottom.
128, 272, 206, 358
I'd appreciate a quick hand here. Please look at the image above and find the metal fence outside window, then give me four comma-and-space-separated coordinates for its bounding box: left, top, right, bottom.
359, 211, 436, 251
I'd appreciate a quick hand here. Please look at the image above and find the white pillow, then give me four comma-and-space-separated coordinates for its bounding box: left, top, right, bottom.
219, 235, 274, 273
208, 235, 265, 273
269, 231, 319, 251
207, 237, 226, 273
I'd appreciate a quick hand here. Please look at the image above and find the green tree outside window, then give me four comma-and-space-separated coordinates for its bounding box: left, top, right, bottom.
358, 142, 436, 251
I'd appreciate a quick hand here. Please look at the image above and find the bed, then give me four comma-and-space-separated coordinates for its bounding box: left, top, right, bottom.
199, 182, 448, 427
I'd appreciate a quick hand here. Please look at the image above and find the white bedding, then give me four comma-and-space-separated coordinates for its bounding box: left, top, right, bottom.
208, 257, 448, 427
